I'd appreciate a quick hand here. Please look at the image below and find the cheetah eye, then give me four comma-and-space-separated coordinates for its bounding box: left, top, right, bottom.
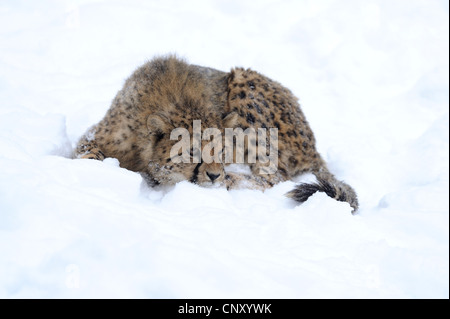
155, 132, 165, 143
190, 146, 200, 158
189, 146, 203, 163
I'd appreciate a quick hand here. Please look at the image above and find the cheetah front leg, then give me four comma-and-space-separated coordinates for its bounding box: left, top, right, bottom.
224, 172, 273, 191
74, 131, 106, 160
223, 152, 287, 190
224, 164, 287, 191
250, 161, 288, 185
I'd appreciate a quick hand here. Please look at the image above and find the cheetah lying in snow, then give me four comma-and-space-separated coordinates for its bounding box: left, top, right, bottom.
75, 56, 358, 212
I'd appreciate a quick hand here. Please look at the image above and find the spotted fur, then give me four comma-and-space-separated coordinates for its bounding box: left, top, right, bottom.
75, 55, 358, 212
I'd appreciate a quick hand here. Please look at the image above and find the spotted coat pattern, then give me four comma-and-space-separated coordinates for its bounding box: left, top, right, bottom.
75, 56, 358, 212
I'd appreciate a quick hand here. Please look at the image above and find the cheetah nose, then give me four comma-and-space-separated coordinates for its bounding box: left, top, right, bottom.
206, 172, 220, 182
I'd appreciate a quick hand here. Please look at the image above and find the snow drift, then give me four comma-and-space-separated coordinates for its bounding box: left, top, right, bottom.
0, 0, 448, 298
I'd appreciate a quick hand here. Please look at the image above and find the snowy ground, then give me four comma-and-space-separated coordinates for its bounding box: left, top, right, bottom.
0, 0, 448, 298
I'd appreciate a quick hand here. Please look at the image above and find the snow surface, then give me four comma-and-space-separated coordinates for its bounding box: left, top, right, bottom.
0, 0, 448, 298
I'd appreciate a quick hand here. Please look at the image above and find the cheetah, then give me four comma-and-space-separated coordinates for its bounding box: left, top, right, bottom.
75, 55, 358, 212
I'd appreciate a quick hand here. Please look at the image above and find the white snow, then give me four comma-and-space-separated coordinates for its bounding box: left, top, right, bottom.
0, 0, 448, 298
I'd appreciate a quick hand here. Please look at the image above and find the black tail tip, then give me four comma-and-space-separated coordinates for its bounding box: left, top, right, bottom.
285, 183, 323, 203
286, 179, 359, 213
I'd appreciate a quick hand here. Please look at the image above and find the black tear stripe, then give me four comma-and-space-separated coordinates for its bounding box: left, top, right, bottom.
190, 162, 202, 184
154, 132, 165, 145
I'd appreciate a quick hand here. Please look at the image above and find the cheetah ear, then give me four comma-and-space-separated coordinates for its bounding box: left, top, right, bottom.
223, 112, 239, 128
147, 115, 170, 134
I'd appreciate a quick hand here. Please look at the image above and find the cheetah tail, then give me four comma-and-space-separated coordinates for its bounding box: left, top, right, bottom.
285, 171, 359, 213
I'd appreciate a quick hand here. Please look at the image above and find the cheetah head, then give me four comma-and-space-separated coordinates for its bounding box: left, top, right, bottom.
145, 114, 234, 187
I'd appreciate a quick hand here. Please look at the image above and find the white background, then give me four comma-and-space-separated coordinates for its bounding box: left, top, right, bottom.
0, 0, 448, 298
